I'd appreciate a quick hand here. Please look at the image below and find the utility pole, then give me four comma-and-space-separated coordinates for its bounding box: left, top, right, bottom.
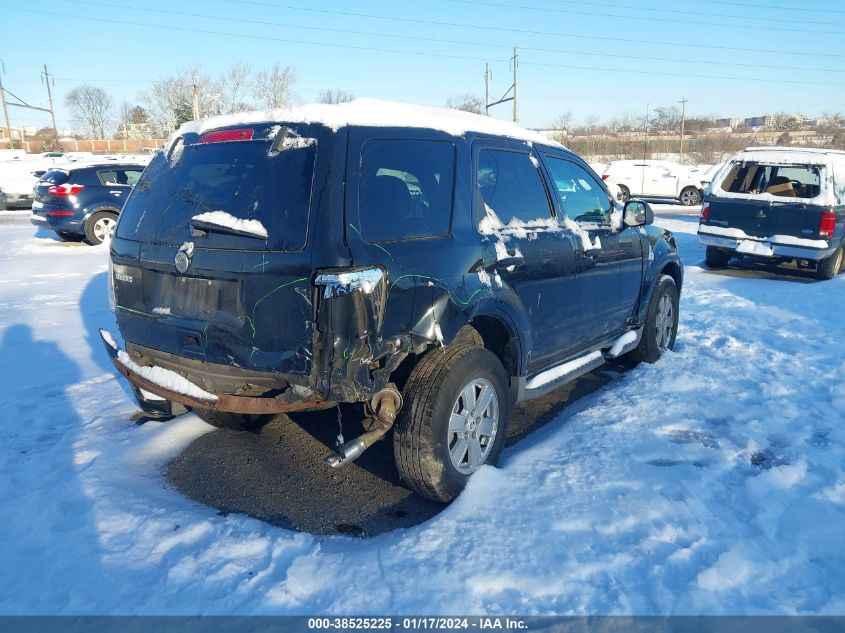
41, 64, 59, 144
192, 83, 200, 120
484, 63, 491, 116
484, 49, 518, 119
511, 47, 518, 122
678, 96, 688, 163
0, 60, 13, 150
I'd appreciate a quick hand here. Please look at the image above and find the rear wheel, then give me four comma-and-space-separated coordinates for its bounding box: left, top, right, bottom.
705, 246, 731, 268
393, 344, 509, 502
624, 275, 679, 365
617, 185, 630, 202
194, 409, 274, 431
679, 187, 702, 206
816, 246, 844, 280
85, 211, 118, 245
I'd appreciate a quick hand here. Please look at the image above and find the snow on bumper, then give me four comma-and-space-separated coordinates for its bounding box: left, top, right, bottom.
99, 329, 331, 414
697, 227, 833, 261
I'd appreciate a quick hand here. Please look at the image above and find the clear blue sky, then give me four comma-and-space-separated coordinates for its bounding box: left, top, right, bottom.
2, 0, 844, 132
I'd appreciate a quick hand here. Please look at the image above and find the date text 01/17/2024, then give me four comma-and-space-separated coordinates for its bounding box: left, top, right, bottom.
306, 618, 529, 630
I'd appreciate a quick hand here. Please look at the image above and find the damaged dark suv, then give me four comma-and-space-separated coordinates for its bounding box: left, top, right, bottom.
101, 100, 682, 502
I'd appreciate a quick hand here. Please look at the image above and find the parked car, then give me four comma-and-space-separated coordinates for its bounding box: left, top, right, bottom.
30, 162, 145, 244
0, 186, 6, 211
698, 147, 845, 280
100, 100, 682, 502
602, 159, 704, 206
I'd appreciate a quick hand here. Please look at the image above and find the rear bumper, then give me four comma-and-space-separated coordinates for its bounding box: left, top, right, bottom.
100, 329, 333, 414
698, 230, 835, 261
30, 211, 84, 233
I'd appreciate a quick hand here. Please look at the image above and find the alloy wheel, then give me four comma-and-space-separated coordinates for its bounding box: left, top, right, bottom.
447, 378, 499, 474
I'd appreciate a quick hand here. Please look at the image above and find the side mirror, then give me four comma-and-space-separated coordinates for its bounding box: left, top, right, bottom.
623, 199, 654, 227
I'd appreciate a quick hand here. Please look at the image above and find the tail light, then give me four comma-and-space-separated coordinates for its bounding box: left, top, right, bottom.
700, 202, 710, 223
601, 174, 609, 180
819, 211, 837, 238
45, 210, 75, 216
48, 184, 85, 197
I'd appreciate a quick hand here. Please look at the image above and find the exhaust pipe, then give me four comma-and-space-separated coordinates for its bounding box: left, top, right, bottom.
324, 386, 402, 469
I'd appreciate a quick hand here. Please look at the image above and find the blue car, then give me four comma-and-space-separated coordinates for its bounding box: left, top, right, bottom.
30, 162, 145, 244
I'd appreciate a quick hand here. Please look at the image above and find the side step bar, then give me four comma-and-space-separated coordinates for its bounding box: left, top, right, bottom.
513, 328, 642, 402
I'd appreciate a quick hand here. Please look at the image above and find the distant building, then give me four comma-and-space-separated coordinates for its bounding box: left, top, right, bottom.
715, 117, 741, 129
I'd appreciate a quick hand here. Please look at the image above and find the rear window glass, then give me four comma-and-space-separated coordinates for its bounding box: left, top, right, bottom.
358, 139, 455, 242
720, 162, 824, 199
40, 170, 68, 185
97, 169, 143, 187
116, 133, 316, 251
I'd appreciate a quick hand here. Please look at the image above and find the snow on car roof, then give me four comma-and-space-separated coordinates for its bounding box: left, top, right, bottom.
176, 98, 562, 147
729, 149, 841, 166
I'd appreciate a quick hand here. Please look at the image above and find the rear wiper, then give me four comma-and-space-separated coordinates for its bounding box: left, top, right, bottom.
189, 218, 268, 239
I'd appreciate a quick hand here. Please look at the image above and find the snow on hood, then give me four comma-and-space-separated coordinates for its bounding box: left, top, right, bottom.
174, 98, 561, 148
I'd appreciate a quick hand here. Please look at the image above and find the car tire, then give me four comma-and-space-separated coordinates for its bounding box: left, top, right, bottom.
816, 246, 844, 280
617, 185, 630, 202
624, 275, 679, 365
194, 409, 274, 431
56, 231, 84, 242
679, 187, 702, 206
85, 211, 118, 245
393, 343, 510, 503
705, 246, 731, 268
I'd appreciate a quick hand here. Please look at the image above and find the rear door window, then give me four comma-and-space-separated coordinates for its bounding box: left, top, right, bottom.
358, 139, 455, 242
476, 149, 553, 224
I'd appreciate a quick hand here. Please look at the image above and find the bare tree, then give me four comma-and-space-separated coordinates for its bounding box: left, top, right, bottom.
64, 84, 113, 139
219, 62, 254, 113
317, 89, 354, 104
548, 111, 573, 144
252, 63, 297, 109
141, 66, 219, 135
445, 94, 484, 115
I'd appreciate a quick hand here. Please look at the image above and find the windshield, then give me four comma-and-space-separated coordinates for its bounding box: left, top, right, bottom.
115, 130, 318, 251
719, 161, 824, 199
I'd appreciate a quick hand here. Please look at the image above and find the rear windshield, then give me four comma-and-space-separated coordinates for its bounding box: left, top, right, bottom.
719, 162, 824, 199
115, 130, 317, 251
40, 170, 69, 185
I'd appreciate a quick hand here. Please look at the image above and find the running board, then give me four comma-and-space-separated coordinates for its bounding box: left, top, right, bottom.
513, 329, 642, 402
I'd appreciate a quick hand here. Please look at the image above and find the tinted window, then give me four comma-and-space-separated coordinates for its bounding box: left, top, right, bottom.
544, 156, 612, 224
477, 149, 552, 224
97, 169, 143, 187
116, 137, 316, 251
358, 139, 455, 242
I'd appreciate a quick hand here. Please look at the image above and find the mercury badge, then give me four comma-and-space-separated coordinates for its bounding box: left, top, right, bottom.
175, 241, 194, 274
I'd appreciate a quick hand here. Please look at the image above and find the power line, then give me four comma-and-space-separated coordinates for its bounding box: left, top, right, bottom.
694, 0, 845, 13
0, 4, 839, 88
57, 0, 845, 75
448, 0, 845, 35
497, 0, 845, 27
227, 0, 845, 59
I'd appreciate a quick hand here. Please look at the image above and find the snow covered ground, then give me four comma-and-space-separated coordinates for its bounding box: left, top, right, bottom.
1, 218, 844, 615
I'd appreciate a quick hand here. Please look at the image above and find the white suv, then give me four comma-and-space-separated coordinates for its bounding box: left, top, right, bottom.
601, 160, 703, 206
